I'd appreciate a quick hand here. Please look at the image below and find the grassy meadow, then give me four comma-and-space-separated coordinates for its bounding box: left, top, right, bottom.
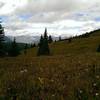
0, 30, 100, 99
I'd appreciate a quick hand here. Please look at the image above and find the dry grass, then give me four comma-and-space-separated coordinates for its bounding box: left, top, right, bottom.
0, 31, 100, 99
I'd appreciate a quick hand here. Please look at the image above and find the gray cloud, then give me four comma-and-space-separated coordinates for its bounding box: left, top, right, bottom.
0, 2, 4, 8
13, 0, 100, 22
0, 0, 100, 36
16, 0, 98, 13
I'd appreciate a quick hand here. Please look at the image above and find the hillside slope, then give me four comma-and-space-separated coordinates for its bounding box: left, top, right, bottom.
0, 30, 100, 100
23, 29, 100, 56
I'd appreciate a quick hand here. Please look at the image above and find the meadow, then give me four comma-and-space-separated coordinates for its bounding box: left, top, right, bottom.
0, 30, 100, 100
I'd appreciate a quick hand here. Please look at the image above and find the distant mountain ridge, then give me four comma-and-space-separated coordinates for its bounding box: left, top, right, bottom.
5, 35, 59, 44
5, 29, 100, 44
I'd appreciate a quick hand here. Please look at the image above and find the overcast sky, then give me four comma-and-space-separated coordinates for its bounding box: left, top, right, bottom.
0, 0, 100, 37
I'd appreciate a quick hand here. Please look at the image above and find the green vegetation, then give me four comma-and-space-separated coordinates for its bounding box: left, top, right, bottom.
48, 35, 53, 43
0, 23, 30, 57
0, 23, 5, 56
9, 38, 20, 57
97, 44, 100, 52
37, 28, 50, 56
0, 29, 100, 99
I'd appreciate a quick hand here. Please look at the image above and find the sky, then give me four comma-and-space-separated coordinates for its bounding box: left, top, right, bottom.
0, 0, 100, 37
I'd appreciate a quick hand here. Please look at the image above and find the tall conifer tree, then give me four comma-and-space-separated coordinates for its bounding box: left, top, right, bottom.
0, 22, 5, 56
48, 35, 53, 43
9, 38, 20, 56
37, 28, 50, 56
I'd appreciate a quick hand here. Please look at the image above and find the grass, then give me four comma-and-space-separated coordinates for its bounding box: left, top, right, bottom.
0, 30, 100, 99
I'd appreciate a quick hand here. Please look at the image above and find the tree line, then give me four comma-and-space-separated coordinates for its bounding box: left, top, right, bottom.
0, 23, 53, 57
0, 23, 27, 57
1, 22, 100, 57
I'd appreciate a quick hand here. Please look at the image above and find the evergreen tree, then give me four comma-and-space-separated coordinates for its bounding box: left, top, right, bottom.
68, 38, 72, 43
44, 28, 48, 39
31, 43, 36, 48
43, 32, 50, 55
48, 35, 53, 43
24, 43, 28, 54
9, 38, 20, 57
33, 43, 36, 47
37, 35, 44, 56
59, 36, 62, 41
37, 28, 50, 56
97, 44, 100, 52
0, 22, 5, 56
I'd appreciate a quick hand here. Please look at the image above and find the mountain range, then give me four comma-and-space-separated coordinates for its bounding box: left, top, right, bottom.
5, 29, 100, 44
5, 35, 60, 44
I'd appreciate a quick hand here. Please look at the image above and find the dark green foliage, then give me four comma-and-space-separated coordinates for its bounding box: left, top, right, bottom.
37, 28, 50, 56
9, 38, 20, 57
59, 36, 62, 41
48, 35, 53, 43
78, 33, 90, 38
0, 23, 5, 56
24, 44, 28, 54
31, 43, 36, 48
97, 44, 100, 52
33, 43, 36, 47
44, 28, 48, 39
0, 23, 4, 42
24, 44, 28, 49
68, 38, 72, 43
55, 40, 57, 42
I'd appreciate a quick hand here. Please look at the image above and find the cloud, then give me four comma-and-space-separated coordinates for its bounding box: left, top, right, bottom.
0, 0, 27, 15
0, 0, 100, 37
